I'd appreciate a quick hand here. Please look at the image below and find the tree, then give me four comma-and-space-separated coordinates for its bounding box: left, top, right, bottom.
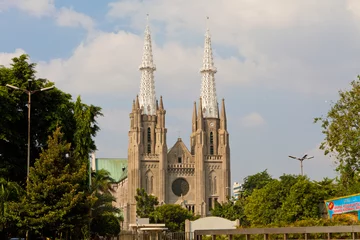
0, 54, 102, 185
150, 204, 197, 232
244, 179, 284, 226
315, 76, 360, 191
91, 214, 120, 239
89, 170, 121, 237
242, 169, 273, 197
211, 197, 249, 226
14, 128, 89, 239
280, 177, 324, 223
0, 178, 24, 239
135, 188, 159, 218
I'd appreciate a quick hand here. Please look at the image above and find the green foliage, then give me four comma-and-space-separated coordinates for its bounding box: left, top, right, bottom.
245, 179, 284, 225
242, 169, 273, 197
12, 128, 89, 238
0, 178, 24, 238
135, 188, 159, 218
280, 178, 324, 222
211, 197, 249, 226
315, 76, 360, 191
91, 214, 120, 238
150, 204, 198, 232
0, 54, 102, 185
89, 169, 121, 237
244, 175, 334, 226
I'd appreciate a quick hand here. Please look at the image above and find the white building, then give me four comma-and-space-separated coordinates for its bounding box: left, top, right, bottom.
233, 182, 242, 200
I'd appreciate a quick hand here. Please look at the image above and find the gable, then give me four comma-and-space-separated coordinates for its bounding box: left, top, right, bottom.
167, 138, 193, 164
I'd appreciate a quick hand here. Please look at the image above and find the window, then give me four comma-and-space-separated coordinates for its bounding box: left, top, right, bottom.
147, 128, 151, 141
145, 176, 148, 193
210, 145, 214, 155
210, 132, 214, 155
150, 176, 153, 193
191, 146, 195, 155
209, 176, 212, 194
147, 128, 151, 154
178, 157, 182, 163
145, 171, 153, 194
214, 177, 217, 194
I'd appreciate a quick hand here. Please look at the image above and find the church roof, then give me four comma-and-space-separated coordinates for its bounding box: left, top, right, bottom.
95, 158, 128, 182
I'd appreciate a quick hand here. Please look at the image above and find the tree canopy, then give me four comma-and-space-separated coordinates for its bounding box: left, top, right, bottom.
135, 188, 159, 218
315, 76, 360, 191
12, 128, 89, 238
0, 54, 102, 184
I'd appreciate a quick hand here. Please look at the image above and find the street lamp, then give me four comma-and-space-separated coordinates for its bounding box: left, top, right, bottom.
6, 80, 55, 188
288, 154, 314, 176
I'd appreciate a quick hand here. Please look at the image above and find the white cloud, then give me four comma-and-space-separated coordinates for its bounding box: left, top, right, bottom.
240, 112, 266, 128
56, 7, 95, 31
0, 49, 26, 66
36, 31, 143, 97
0, 0, 55, 17
0, 0, 94, 31
104, 0, 360, 95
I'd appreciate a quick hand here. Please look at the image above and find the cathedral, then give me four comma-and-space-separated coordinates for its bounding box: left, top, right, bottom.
92, 20, 231, 230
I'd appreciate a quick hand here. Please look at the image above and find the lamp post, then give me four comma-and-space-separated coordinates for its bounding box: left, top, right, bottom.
288, 154, 314, 176
6, 80, 55, 187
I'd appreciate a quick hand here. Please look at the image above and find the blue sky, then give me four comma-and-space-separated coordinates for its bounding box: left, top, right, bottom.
2, 0, 360, 183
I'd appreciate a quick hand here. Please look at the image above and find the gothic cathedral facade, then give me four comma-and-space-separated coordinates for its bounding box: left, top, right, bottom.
120, 22, 231, 229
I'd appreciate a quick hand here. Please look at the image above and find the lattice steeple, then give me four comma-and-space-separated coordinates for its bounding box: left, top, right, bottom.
139, 15, 157, 115
200, 17, 218, 118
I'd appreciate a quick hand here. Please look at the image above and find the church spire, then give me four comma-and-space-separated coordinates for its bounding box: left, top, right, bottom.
200, 17, 218, 118
139, 14, 157, 115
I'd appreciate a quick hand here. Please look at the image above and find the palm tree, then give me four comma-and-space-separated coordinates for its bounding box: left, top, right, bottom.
89, 169, 122, 238
90, 169, 116, 194
0, 178, 23, 237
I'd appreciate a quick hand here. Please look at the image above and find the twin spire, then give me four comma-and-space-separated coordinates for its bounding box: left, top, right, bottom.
138, 16, 219, 118
138, 14, 157, 115
200, 18, 218, 118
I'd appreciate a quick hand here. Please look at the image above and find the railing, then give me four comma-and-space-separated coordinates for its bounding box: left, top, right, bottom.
205, 155, 222, 160
168, 164, 195, 169
194, 226, 360, 240
118, 232, 192, 240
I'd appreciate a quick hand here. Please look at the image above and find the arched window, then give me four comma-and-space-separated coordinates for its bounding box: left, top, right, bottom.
147, 128, 151, 142
210, 132, 214, 155
147, 128, 151, 153
150, 176, 153, 193
209, 176, 212, 195
210, 146, 214, 155
145, 176, 149, 193
213, 176, 217, 194
145, 170, 153, 194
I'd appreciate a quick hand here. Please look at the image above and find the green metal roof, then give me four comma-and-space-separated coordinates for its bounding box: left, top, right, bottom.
95, 158, 128, 182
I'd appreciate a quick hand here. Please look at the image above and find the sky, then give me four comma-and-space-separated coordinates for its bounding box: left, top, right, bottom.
1, 0, 360, 184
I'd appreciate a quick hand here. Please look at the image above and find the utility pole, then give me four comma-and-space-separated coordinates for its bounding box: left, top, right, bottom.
288, 154, 314, 176
6, 80, 54, 240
